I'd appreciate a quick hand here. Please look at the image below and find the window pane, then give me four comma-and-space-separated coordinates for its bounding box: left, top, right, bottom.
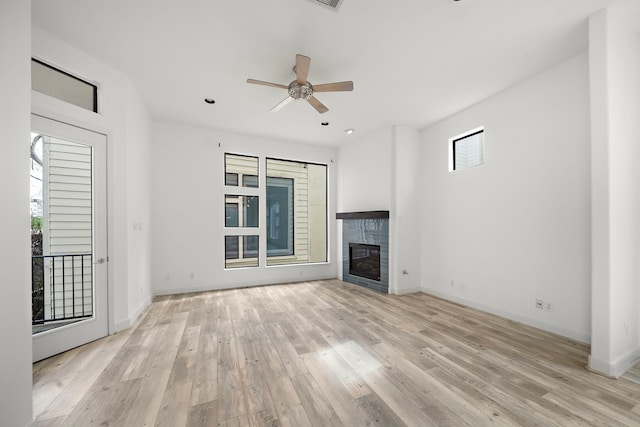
225, 172, 238, 186
243, 236, 259, 258
225, 153, 259, 188
243, 175, 258, 188
225, 203, 238, 227
225, 235, 259, 268
31, 59, 97, 113
453, 129, 484, 171
244, 196, 259, 227
225, 196, 258, 227
225, 236, 239, 259
266, 158, 327, 265
267, 177, 294, 256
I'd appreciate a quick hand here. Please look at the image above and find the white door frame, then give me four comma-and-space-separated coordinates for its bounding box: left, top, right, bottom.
31, 114, 109, 362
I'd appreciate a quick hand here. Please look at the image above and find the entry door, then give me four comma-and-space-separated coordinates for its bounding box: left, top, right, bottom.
31, 114, 108, 362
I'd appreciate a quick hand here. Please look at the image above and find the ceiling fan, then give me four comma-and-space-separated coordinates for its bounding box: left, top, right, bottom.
247, 54, 354, 114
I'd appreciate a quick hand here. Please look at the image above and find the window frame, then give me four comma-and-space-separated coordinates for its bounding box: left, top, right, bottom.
31, 58, 98, 113
265, 157, 328, 266
224, 153, 260, 269
223, 152, 329, 269
449, 126, 485, 172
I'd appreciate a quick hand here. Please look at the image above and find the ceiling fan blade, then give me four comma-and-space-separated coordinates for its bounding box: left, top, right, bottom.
307, 96, 328, 114
271, 96, 294, 112
312, 81, 354, 92
295, 54, 311, 84
246, 79, 288, 90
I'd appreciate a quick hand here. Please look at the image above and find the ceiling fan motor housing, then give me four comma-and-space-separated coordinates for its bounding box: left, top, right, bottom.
289, 81, 313, 100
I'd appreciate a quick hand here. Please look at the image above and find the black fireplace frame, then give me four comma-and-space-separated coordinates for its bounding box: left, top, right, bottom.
348, 243, 381, 282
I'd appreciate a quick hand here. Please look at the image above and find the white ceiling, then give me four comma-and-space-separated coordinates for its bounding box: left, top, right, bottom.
32, 0, 614, 146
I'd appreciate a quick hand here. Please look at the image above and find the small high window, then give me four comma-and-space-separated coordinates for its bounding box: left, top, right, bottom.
450, 127, 484, 171
31, 59, 98, 113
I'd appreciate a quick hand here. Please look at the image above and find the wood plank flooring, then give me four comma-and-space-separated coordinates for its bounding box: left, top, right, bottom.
32, 279, 640, 426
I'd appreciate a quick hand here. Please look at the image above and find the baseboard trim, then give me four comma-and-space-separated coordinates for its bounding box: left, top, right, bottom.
394, 285, 422, 295
589, 348, 640, 379
153, 275, 338, 297
113, 297, 151, 333
421, 288, 591, 344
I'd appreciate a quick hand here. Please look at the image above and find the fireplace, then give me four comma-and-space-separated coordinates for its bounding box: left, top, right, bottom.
349, 243, 380, 281
337, 211, 389, 293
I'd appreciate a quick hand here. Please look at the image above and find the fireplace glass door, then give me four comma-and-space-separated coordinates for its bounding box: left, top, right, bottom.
349, 243, 381, 281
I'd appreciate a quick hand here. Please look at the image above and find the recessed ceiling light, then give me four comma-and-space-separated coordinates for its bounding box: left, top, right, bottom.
321, 122, 329, 126
204, 98, 215, 104
345, 128, 354, 135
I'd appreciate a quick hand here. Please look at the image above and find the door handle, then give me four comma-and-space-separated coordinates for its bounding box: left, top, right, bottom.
94, 257, 106, 265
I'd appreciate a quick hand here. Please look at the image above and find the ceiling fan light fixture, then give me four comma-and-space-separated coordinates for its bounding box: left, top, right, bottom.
289, 82, 313, 100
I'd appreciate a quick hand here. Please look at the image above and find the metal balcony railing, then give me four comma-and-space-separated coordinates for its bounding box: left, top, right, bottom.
32, 254, 93, 325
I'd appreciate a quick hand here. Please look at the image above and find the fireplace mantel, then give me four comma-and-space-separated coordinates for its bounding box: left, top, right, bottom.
336, 210, 389, 220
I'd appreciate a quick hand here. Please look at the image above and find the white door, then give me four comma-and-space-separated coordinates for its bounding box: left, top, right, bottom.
31, 114, 108, 362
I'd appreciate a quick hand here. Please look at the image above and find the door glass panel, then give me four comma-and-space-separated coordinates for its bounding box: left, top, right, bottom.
31, 132, 94, 334
31, 115, 108, 362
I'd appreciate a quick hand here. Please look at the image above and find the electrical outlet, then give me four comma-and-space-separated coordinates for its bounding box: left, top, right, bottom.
544, 302, 553, 312
535, 299, 544, 310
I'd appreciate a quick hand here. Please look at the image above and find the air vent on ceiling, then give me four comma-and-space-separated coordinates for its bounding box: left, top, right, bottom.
307, 0, 344, 12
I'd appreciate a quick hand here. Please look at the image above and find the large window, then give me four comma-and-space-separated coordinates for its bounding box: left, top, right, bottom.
224, 154, 259, 268
223, 153, 327, 269
266, 158, 327, 266
450, 127, 484, 171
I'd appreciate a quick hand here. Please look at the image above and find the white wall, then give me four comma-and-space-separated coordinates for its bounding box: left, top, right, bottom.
32, 27, 153, 332
420, 54, 592, 342
0, 1, 33, 425
336, 127, 393, 213
589, 0, 640, 377
125, 80, 153, 324
150, 121, 338, 294
392, 126, 422, 294
336, 127, 393, 283
335, 125, 422, 295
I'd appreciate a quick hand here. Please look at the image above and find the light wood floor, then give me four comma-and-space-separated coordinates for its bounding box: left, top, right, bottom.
33, 279, 640, 426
